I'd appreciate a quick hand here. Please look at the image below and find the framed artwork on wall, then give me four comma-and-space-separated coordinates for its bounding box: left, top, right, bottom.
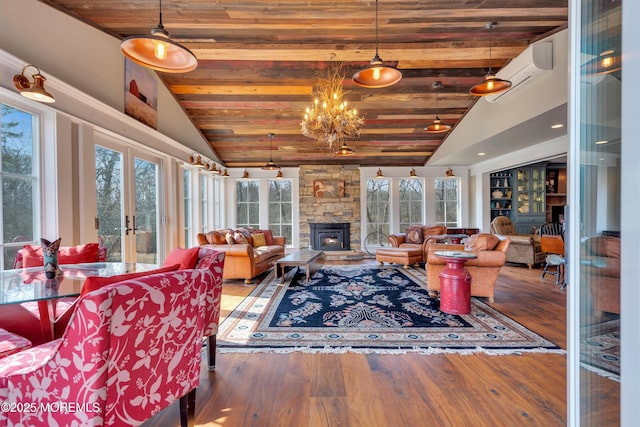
314, 179, 345, 198
124, 58, 158, 129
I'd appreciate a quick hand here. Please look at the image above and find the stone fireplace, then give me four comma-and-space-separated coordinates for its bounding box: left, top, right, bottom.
310, 223, 351, 251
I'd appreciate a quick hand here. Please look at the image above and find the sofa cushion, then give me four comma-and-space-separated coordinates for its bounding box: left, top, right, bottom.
405, 226, 424, 244
465, 234, 500, 252
21, 243, 100, 268
208, 230, 230, 244
251, 233, 267, 247
256, 229, 274, 245
163, 246, 200, 270
81, 264, 180, 296
225, 231, 235, 244
233, 231, 249, 244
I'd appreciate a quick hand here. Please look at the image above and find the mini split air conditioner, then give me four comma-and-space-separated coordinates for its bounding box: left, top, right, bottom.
485, 41, 554, 103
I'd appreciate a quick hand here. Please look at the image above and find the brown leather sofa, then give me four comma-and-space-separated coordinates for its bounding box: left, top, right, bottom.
197, 228, 286, 284
490, 216, 544, 269
387, 224, 447, 261
583, 236, 621, 318
425, 233, 511, 303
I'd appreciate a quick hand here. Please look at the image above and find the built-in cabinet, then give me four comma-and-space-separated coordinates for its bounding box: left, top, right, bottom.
489, 171, 513, 221
490, 164, 566, 233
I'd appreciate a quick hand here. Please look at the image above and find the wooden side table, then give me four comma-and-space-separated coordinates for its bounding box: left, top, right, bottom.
433, 250, 477, 314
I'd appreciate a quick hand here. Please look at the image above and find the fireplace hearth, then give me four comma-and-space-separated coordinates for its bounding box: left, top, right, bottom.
310, 223, 350, 251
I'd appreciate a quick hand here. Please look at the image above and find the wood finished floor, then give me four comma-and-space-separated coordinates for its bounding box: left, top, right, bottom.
143, 260, 619, 427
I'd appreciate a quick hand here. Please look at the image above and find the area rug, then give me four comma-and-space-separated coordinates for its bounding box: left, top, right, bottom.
217, 265, 562, 355
580, 319, 620, 382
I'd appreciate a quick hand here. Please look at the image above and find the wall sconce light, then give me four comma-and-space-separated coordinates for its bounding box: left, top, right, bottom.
189, 154, 206, 168
221, 169, 229, 178
276, 170, 284, 179
13, 65, 55, 103
409, 168, 418, 178
446, 167, 455, 176
242, 169, 249, 179
208, 163, 221, 174
375, 168, 384, 179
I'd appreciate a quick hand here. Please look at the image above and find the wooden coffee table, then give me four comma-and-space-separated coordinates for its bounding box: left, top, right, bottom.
275, 250, 325, 283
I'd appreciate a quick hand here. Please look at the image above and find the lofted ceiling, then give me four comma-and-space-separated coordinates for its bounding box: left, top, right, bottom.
41, 0, 568, 168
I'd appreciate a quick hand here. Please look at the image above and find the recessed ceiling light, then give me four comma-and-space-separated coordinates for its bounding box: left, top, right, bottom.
477, 152, 486, 156
551, 124, 564, 129
595, 140, 608, 145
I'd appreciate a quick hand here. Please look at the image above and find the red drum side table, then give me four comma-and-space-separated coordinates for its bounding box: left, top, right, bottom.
433, 250, 477, 314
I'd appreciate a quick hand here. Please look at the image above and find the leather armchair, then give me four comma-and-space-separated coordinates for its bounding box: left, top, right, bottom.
490, 216, 544, 268
425, 234, 511, 303
583, 236, 621, 318
388, 224, 447, 261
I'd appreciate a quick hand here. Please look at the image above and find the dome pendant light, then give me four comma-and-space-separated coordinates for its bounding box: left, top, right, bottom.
262, 133, 281, 170
120, 0, 198, 73
334, 143, 355, 156
469, 22, 512, 96
424, 81, 451, 133
352, 0, 402, 88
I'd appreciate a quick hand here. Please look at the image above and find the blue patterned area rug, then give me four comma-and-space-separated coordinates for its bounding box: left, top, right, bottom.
217, 265, 562, 355
581, 319, 620, 382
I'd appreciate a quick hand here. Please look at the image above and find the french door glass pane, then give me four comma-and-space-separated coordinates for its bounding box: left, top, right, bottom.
95, 146, 123, 262
134, 157, 158, 264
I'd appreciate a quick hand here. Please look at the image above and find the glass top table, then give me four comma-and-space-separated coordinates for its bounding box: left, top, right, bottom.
0, 262, 158, 305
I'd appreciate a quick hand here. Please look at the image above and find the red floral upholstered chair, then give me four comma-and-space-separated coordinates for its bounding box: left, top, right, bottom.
0, 328, 31, 359
0, 249, 225, 427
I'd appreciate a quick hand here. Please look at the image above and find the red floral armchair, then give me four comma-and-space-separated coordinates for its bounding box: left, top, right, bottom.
0, 248, 224, 427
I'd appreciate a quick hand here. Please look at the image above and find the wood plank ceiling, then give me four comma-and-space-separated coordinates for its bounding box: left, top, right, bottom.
42, 0, 568, 167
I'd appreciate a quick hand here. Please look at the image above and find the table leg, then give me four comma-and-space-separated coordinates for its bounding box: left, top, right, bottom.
37, 300, 54, 341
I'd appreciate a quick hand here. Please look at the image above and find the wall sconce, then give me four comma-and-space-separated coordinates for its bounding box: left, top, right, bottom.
13, 65, 55, 103
409, 168, 418, 178
276, 170, 284, 179
221, 168, 229, 178
208, 163, 221, 174
189, 154, 206, 168
375, 168, 384, 179
242, 169, 249, 179
446, 167, 455, 176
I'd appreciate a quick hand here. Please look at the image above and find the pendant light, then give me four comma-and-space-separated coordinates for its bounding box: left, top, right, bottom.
469, 22, 512, 96
120, 0, 198, 73
582, 11, 620, 75
352, 0, 402, 88
262, 133, 280, 170
424, 81, 451, 133
334, 143, 355, 156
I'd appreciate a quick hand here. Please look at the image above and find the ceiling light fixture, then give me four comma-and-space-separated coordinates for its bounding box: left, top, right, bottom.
551, 124, 564, 129
352, 0, 402, 88
334, 143, 356, 156
120, 0, 198, 73
424, 81, 452, 133
470, 22, 512, 96
13, 65, 55, 103
301, 62, 364, 154
262, 133, 281, 170
189, 154, 206, 168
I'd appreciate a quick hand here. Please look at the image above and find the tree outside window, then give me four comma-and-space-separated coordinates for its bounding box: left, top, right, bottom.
434, 177, 460, 227
268, 179, 292, 244
236, 180, 259, 228
366, 179, 390, 246
1, 104, 38, 270
399, 178, 424, 232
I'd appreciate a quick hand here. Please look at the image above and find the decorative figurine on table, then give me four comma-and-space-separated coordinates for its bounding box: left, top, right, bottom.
41, 237, 62, 279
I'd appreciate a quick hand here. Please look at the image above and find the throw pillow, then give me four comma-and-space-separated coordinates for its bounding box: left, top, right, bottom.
162, 246, 200, 270
81, 264, 180, 296
256, 229, 274, 245
21, 242, 100, 268
225, 232, 235, 245
251, 233, 267, 247
464, 234, 500, 252
233, 231, 248, 244
405, 226, 424, 244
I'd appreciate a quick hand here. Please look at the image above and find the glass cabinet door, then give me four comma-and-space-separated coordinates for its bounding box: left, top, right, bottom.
531, 167, 546, 214
517, 168, 530, 214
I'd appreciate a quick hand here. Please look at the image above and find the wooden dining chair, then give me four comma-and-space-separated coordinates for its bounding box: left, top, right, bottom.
540, 235, 566, 288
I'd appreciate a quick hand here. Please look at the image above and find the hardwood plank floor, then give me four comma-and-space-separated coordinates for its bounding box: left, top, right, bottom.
143, 261, 619, 427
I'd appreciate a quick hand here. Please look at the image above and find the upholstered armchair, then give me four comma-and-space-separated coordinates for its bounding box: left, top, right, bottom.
583, 236, 621, 318
388, 224, 447, 260
425, 234, 511, 303
490, 216, 544, 268
0, 249, 225, 427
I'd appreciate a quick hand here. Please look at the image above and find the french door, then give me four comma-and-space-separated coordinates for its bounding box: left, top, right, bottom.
95, 141, 162, 264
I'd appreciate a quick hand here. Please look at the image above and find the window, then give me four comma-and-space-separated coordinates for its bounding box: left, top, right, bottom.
0, 104, 39, 270
365, 179, 390, 246
399, 178, 424, 232
434, 178, 459, 227
236, 180, 259, 228
183, 169, 192, 247
268, 179, 293, 244
213, 178, 223, 229
200, 173, 209, 233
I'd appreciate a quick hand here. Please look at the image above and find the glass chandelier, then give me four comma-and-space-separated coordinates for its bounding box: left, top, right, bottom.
301, 63, 365, 154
